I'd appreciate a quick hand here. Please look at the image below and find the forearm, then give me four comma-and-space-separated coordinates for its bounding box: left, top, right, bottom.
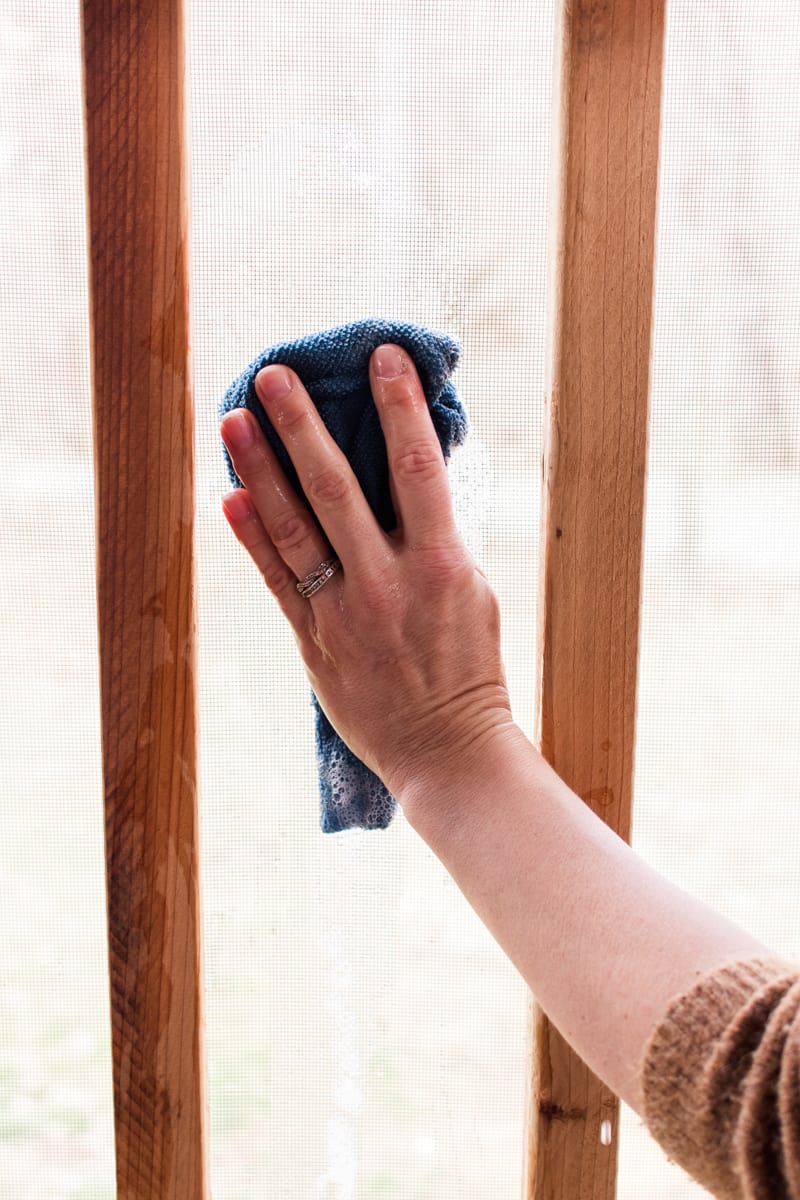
399, 724, 771, 1116
220, 348, 771, 1119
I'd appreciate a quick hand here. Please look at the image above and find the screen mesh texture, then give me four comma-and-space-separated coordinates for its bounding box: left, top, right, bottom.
0, 1, 798, 1197
621, 3, 800, 1192
189, 1, 549, 1195
0, 3, 114, 1198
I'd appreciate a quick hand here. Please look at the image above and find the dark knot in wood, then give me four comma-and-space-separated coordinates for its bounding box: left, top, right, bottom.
539, 1100, 588, 1122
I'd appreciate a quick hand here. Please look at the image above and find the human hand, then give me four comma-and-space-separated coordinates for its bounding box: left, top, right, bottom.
219, 342, 516, 816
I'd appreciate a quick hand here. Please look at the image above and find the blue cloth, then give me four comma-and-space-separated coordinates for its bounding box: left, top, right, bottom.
220, 317, 467, 832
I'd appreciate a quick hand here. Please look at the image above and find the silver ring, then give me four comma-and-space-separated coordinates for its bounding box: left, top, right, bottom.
296, 556, 341, 599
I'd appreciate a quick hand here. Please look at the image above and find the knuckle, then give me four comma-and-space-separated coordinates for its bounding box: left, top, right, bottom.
359, 584, 400, 620
279, 405, 309, 437
380, 377, 416, 411
236, 446, 270, 481
391, 441, 442, 484
307, 465, 351, 509
358, 576, 389, 609
354, 566, 407, 619
270, 510, 311, 555
417, 542, 472, 586
261, 558, 296, 597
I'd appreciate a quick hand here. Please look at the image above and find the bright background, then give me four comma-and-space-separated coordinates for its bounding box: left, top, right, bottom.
1, 1, 799, 1197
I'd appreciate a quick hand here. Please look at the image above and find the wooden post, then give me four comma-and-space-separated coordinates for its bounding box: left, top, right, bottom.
527, 2, 666, 1197
81, 2, 208, 1196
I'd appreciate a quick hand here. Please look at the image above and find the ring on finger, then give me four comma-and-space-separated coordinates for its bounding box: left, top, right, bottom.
296, 556, 342, 599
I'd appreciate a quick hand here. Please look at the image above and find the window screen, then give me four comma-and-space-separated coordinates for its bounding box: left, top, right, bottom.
189, 2, 549, 1194
625, 3, 800, 1192
0, 4, 115, 1198
0, 1, 798, 1197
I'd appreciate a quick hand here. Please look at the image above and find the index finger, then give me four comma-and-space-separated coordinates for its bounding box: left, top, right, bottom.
254, 364, 389, 576
369, 344, 459, 545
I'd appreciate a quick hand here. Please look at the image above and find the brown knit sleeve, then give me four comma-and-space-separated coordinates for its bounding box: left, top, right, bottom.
641, 955, 800, 1199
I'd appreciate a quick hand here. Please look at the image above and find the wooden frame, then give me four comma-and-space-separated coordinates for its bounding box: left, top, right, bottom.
527, 1, 666, 1196
81, 1, 208, 1196
80, 0, 663, 1195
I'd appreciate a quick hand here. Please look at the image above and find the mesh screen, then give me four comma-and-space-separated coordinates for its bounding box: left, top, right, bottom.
188, 2, 548, 1194
620, 5, 800, 1192
0, 4, 116, 1197
0, 0, 798, 1197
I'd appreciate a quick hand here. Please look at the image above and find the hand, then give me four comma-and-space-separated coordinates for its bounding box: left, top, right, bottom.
219, 342, 516, 814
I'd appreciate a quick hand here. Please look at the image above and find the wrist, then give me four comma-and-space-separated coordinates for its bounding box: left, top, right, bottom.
396, 719, 542, 843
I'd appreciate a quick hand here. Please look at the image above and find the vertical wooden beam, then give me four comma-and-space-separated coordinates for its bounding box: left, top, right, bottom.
527, 2, 666, 1197
81, 2, 208, 1197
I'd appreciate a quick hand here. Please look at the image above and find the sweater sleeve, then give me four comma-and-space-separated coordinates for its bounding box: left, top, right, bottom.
640, 954, 800, 1199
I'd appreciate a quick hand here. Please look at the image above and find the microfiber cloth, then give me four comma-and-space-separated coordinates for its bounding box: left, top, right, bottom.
219, 317, 468, 833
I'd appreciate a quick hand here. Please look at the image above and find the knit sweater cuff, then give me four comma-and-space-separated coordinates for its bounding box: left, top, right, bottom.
641, 954, 800, 1199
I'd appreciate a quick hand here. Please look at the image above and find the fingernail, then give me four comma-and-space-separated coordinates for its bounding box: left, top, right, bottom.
222, 488, 252, 522
256, 365, 293, 404
374, 344, 406, 379
221, 409, 256, 450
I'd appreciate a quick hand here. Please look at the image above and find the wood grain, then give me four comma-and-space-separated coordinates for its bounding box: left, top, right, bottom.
81, 1, 208, 1196
527, 2, 666, 1196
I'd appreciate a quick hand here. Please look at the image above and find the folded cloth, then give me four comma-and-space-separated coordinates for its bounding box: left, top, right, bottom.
219, 317, 468, 832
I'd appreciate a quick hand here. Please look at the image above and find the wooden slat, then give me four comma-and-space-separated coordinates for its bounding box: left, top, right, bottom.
527, 2, 666, 1197
81, 1, 208, 1196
